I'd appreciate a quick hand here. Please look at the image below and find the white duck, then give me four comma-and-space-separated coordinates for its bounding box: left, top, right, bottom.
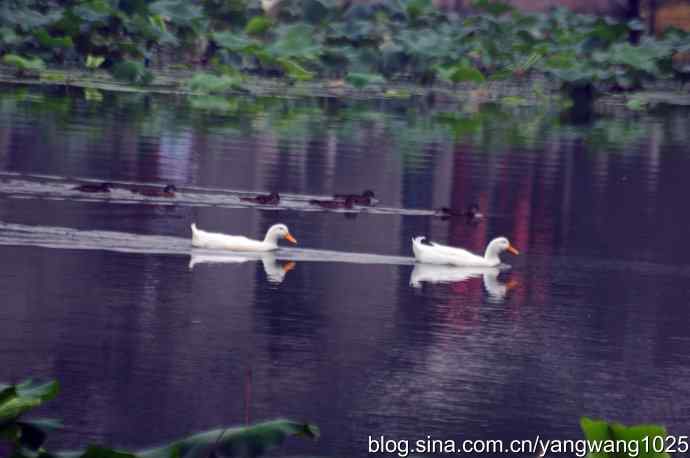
412, 236, 519, 267
191, 223, 297, 251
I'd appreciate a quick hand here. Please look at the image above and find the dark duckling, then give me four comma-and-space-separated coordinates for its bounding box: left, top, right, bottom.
334, 189, 376, 206
240, 192, 280, 205
134, 184, 177, 198
436, 204, 484, 221
73, 182, 113, 193
309, 196, 355, 210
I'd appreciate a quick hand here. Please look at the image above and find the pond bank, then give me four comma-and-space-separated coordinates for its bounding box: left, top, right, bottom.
1, 65, 688, 114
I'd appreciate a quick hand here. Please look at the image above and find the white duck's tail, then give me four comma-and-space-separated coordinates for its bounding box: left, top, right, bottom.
191, 223, 199, 245
411, 236, 426, 261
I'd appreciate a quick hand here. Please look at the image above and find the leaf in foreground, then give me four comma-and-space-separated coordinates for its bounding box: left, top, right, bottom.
0, 380, 59, 423
580, 417, 670, 458
55, 420, 319, 458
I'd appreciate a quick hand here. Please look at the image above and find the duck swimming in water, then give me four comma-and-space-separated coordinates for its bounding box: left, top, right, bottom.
412, 236, 519, 267
133, 184, 177, 198
309, 196, 356, 210
436, 204, 483, 221
191, 223, 297, 251
240, 193, 280, 205
73, 182, 113, 193
333, 190, 376, 206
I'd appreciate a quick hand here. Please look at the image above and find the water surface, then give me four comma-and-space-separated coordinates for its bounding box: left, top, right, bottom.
1, 86, 689, 456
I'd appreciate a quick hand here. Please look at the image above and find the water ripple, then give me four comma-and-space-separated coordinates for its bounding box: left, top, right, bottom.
0, 221, 415, 265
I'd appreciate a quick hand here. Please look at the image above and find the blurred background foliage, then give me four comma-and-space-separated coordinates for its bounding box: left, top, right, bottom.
0, 0, 689, 95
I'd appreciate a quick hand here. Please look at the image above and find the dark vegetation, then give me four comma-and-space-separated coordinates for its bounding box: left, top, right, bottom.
1, 0, 689, 100
0, 379, 319, 458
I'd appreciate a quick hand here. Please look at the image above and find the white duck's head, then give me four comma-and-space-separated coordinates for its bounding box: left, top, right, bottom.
484, 237, 519, 265
263, 224, 297, 246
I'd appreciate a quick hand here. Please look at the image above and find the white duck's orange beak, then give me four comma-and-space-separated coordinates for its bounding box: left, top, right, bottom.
284, 233, 297, 244
507, 244, 519, 255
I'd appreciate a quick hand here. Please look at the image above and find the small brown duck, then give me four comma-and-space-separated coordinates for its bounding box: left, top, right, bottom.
334, 189, 376, 206
309, 196, 355, 209
436, 204, 484, 221
73, 182, 113, 193
240, 192, 280, 205
133, 184, 177, 198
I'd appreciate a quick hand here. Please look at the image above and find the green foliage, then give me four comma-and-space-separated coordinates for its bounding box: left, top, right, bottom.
268, 23, 321, 60
0, 380, 61, 455
302, 0, 339, 24
135, 420, 320, 458
437, 63, 486, 84
0, 0, 207, 70
43, 420, 319, 458
6, 420, 320, 458
85, 55, 105, 69
34, 29, 73, 49
2, 54, 46, 75
436, 111, 485, 139
149, 0, 205, 30
186, 72, 244, 94
188, 95, 240, 113
211, 31, 257, 53
345, 72, 385, 88
212, 22, 322, 80
402, 0, 435, 23
580, 417, 670, 458
278, 58, 315, 81
0, 380, 59, 423
501, 96, 529, 107
244, 15, 272, 36
1, 378, 319, 458
1, 0, 689, 98
84, 87, 104, 102
0, 1, 64, 32
625, 95, 650, 111
110, 60, 154, 85
473, 0, 514, 17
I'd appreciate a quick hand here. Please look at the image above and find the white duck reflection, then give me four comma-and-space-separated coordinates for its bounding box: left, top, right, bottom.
410, 264, 517, 301
189, 251, 295, 284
